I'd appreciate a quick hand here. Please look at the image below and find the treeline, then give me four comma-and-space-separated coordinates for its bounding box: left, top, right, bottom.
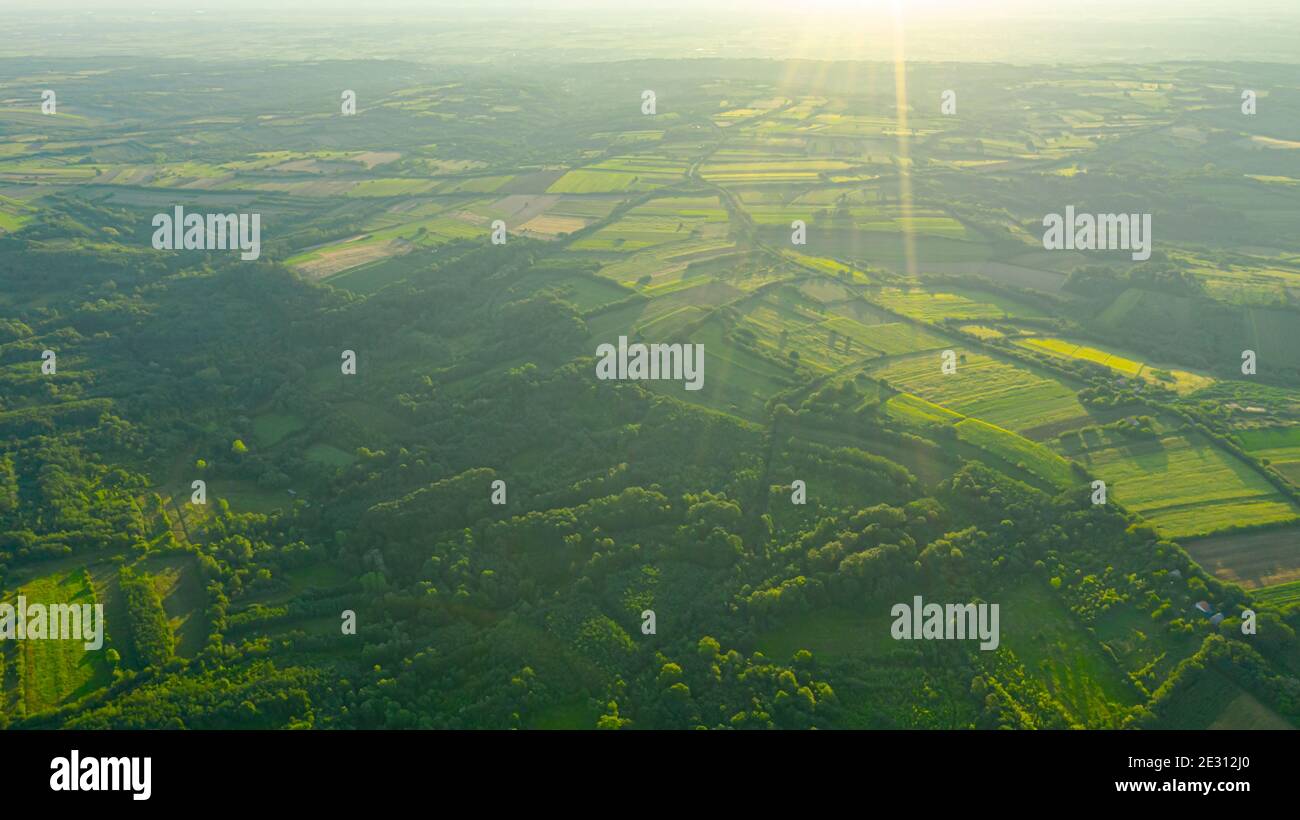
119, 567, 174, 667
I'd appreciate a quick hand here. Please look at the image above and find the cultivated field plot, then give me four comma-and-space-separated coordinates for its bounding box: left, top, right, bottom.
871, 287, 1048, 323
640, 319, 796, 421
548, 155, 687, 193
700, 158, 858, 185
823, 318, 952, 358
785, 253, 870, 284
0, 194, 37, 232
285, 204, 486, 277
287, 237, 413, 278
748, 207, 976, 245
499, 268, 633, 313
734, 296, 852, 374
1016, 337, 1214, 394
960, 324, 1007, 340
1020, 337, 1142, 375
870, 350, 1090, 437
344, 179, 440, 197
884, 391, 963, 426
1057, 429, 1300, 539
589, 238, 741, 290
1183, 529, 1300, 589
1, 569, 112, 716
955, 417, 1077, 488
732, 287, 952, 373
1238, 425, 1300, 482
883, 392, 1076, 489
1254, 579, 1300, 607
570, 196, 728, 252
798, 113, 945, 139
711, 96, 789, 127
436, 175, 514, 194
1182, 255, 1300, 307
922, 260, 1069, 293
585, 279, 747, 341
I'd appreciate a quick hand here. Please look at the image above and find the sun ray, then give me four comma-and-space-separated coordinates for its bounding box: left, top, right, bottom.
889, 0, 919, 279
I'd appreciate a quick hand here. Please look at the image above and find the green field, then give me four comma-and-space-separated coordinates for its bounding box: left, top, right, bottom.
253, 412, 307, 447
1017, 336, 1214, 394
547, 169, 637, 193
884, 392, 1077, 488
3, 570, 113, 715
731, 288, 951, 373
758, 608, 901, 662
996, 581, 1144, 729
871, 350, 1090, 437
1254, 579, 1300, 608
885, 391, 964, 426
570, 196, 728, 252
306, 443, 359, 467
1019, 337, 1142, 375
649, 319, 794, 420
1056, 429, 1299, 538
1238, 425, 1300, 474
872, 287, 1047, 323
955, 417, 1077, 488
1152, 668, 1294, 729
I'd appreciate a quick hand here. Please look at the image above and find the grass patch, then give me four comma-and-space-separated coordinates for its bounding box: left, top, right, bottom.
871, 350, 1089, 437
306, 443, 357, 467
758, 608, 900, 663
955, 417, 1077, 488
252, 412, 306, 448
997, 581, 1143, 728
4, 569, 112, 714
1254, 579, 1300, 607
873, 287, 1047, 322
1059, 430, 1299, 539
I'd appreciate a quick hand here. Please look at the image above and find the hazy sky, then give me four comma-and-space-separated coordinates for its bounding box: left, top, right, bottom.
6, 0, 1300, 64
15, 0, 1299, 13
